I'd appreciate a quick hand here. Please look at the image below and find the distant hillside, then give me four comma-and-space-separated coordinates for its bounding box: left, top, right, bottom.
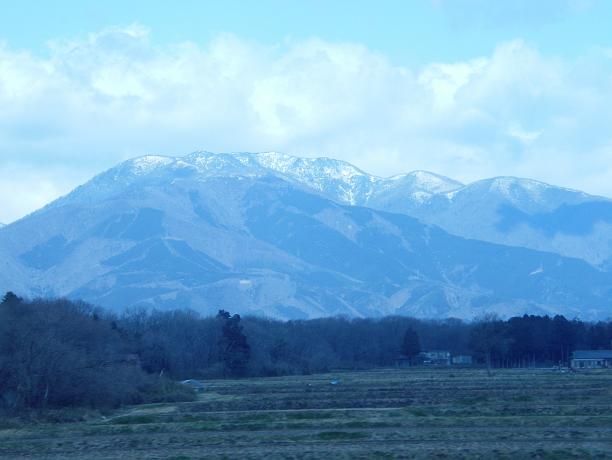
0, 152, 610, 320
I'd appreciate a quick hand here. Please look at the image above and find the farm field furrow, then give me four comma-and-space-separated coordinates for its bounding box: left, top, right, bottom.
1, 368, 611, 459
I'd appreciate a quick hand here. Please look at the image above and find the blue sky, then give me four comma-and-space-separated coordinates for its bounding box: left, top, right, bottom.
1, 1, 612, 222
4, 1, 611, 64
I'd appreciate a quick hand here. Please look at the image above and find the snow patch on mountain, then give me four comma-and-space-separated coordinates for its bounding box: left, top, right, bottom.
48, 151, 464, 211
407, 170, 463, 194
130, 155, 174, 175
445, 176, 592, 211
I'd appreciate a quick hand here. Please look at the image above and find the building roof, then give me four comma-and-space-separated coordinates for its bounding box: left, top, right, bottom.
572, 350, 612, 359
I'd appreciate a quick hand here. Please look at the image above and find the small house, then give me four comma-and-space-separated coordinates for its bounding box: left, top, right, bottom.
570, 350, 612, 369
419, 350, 451, 366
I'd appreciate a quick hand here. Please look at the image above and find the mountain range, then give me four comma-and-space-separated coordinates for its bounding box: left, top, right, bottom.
0, 151, 611, 320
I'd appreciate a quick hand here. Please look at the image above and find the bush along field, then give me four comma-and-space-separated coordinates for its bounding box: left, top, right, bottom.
1, 368, 612, 459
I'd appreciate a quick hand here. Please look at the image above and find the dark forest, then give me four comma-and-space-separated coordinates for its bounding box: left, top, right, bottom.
1, 292, 611, 411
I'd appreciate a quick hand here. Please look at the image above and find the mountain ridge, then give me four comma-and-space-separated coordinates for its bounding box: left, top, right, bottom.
44, 151, 464, 211
37, 151, 612, 267
1, 152, 611, 320
40, 150, 607, 214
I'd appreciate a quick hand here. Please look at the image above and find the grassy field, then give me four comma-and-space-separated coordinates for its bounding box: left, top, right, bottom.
1, 368, 611, 459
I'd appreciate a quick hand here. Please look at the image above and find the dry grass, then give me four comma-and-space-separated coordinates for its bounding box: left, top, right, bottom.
1, 368, 611, 459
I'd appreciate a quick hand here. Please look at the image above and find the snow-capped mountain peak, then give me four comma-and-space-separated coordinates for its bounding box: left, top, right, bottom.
487, 176, 559, 199
254, 151, 367, 180
393, 170, 463, 194
129, 155, 174, 175
444, 176, 594, 211
45, 150, 609, 269
4, 150, 612, 320
52, 151, 465, 209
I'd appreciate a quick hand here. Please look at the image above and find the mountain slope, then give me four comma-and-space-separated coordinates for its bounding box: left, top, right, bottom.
399, 177, 612, 267
0, 153, 611, 320
77, 151, 612, 268
124, 151, 612, 268
246, 153, 612, 267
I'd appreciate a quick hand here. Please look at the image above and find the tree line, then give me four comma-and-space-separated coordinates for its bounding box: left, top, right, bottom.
1, 292, 611, 411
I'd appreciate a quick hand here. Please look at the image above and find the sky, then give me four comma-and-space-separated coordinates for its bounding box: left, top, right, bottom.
1, 0, 612, 223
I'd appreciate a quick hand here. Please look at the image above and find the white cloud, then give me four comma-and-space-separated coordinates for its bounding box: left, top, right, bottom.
507, 124, 542, 144
0, 166, 81, 224
418, 58, 487, 109
1, 27, 612, 222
